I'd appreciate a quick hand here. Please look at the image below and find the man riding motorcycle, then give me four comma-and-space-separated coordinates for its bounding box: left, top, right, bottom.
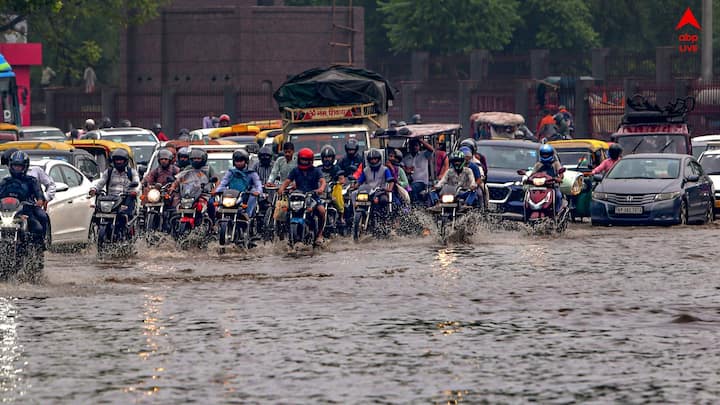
169, 148, 216, 224
142, 148, 179, 192
0, 151, 48, 249
531, 144, 564, 212
339, 139, 364, 176
176, 147, 191, 170
431, 151, 477, 208
214, 149, 262, 219
268, 142, 296, 185
89, 149, 141, 232
319, 145, 346, 225
278, 148, 327, 244
386, 149, 411, 207
354, 148, 396, 206
251, 146, 274, 184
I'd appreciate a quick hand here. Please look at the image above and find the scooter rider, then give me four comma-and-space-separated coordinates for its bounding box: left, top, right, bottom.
354, 148, 395, 206
0, 151, 48, 249
339, 139, 364, 176
278, 148, 327, 244
214, 149, 262, 219
89, 149, 141, 232
431, 151, 477, 207
176, 147, 191, 170
319, 145, 346, 225
251, 146, 274, 184
531, 144, 564, 212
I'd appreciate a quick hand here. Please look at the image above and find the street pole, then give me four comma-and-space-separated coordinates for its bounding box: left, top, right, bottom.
702, 0, 713, 81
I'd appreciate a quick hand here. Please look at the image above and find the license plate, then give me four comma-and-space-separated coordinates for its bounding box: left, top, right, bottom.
615, 206, 643, 214
488, 203, 498, 211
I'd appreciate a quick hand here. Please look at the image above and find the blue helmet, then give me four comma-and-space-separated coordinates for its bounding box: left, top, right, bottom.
539, 144, 555, 164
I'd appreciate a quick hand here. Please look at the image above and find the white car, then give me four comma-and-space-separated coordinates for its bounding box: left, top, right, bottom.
83, 127, 159, 165
19, 126, 66, 141
691, 134, 720, 158
0, 160, 95, 246
698, 149, 720, 212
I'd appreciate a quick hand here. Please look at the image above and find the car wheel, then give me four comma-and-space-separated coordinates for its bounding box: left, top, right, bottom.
703, 200, 714, 225
679, 199, 689, 225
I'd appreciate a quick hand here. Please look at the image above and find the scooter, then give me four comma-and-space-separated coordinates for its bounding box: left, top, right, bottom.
517, 168, 570, 233
0, 197, 44, 280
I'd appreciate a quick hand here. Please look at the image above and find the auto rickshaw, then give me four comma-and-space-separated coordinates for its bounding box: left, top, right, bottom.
549, 139, 610, 221
66, 139, 136, 172
470, 112, 534, 141
0, 123, 19, 143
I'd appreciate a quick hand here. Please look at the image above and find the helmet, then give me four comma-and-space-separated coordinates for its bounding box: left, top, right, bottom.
232, 149, 249, 163
539, 144, 555, 164
189, 149, 208, 169
111, 148, 130, 171
153, 123, 162, 133
177, 147, 190, 169
219, 114, 231, 126
397, 121, 407, 126
344, 139, 359, 154
320, 145, 336, 168
366, 148, 382, 169
84, 118, 95, 129
459, 138, 477, 155
297, 148, 314, 170
157, 149, 174, 168
449, 151, 465, 171
100, 117, 112, 128
8, 151, 29, 178
389, 120, 398, 128
1, 147, 19, 166
258, 146, 273, 165
411, 114, 422, 124
119, 119, 132, 127
609, 143, 623, 160
390, 148, 403, 163
178, 128, 190, 136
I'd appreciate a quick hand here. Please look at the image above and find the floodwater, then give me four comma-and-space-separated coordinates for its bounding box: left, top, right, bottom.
1, 222, 720, 403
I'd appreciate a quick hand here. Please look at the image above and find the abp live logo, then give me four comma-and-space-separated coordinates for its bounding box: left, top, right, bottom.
676, 7, 701, 53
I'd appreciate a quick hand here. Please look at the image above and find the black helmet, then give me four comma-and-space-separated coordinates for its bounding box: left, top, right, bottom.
177, 147, 190, 169
110, 148, 130, 171
189, 149, 207, 169
459, 139, 477, 155
609, 143, 623, 160
411, 114, 422, 124
258, 146, 273, 165
178, 128, 190, 136
119, 119, 132, 127
366, 148, 382, 169
345, 139, 359, 154
1, 147, 19, 166
232, 149, 249, 163
449, 151, 465, 172
389, 120, 398, 128
152, 123, 162, 133
157, 149, 174, 168
320, 145, 336, 168
100, 116, 113, 128
8, 151, 29, 178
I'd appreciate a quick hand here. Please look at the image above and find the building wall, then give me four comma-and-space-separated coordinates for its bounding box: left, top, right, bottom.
120, 1, 365, 94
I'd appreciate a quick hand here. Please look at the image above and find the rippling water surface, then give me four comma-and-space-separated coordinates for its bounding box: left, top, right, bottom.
1, 223, 719, 403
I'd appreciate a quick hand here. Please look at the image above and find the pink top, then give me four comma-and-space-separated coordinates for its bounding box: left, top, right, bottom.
591, 158, 619, 175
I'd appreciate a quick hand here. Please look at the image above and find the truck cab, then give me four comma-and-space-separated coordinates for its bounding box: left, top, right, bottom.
287, 124, 369, 165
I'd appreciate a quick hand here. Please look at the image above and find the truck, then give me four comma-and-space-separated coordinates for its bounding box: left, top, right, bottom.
0, 54, 22, 141
272, 66, 395, 162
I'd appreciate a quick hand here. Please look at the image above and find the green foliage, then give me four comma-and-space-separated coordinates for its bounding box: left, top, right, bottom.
378, 0, 520, 53
514, 0, 598, 50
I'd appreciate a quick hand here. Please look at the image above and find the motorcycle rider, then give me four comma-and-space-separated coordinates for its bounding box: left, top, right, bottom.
176, 147, 191, 170
0, 151, 47, 248
592, 144, 623, 176
169, 148, 216, 223
319, 145, 346, 225
267, 142, 296, 185
402, 138, 434, 203
339, 139, 364, 176
531, 144, 564, 212
152, 123, 169, 142
459, 138, 488, 177
99, 116, 113, 129
142, 148, 179, 193
1, 148, 56, 206
89, 149, 141, 233
354, 148, 396, 207
431, 151, 477, 208
278, 148, 327, 244
251, 146, 274, 184
214, 149, 262, 219
84, 118, 96, 133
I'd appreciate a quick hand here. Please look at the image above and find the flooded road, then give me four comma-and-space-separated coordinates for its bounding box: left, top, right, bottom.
1, 223, 720, 403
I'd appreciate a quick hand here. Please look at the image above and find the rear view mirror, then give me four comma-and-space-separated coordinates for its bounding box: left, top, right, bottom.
129, 181, 139, 188
55, 182, 69, 192
137, 164, 147, 178
686, 174, 700, 183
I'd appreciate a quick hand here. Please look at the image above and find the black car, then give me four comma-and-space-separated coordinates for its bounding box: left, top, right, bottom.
476, 140, 541, 219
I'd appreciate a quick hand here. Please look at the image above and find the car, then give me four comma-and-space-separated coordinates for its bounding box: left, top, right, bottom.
84, 127, 159, 165
0, 159, 95, 246
19, 126, 66, 141
691, 134, 720, 158
476, 139, 541, 219
698, 149, 720, 212
591, 153, 714, 226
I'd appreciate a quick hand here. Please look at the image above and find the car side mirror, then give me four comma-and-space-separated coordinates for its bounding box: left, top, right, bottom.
686, 174, 700, 183
593, 174, 604, 182
55, 182, 69, 192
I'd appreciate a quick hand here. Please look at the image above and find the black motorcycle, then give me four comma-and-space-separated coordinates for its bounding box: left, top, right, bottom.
352, 185, 393, 241
92, 184, 139, 255
216, 189, 257, 250
141, 182, 174, 243
0, 197, 44, 280
432, 185, 470, 244
286, 191, 320, 248
257, 184, 279, 242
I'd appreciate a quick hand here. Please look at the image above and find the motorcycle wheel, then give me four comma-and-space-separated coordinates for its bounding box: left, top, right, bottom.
438, 217, 448, 245
97, 224, 109, 253
262, 207, 275, 242
218, 221, 230, 246
145, 212, 159, 233
288, 222, 299, 247
237, 222, 250, 249
352, 211, 364, 241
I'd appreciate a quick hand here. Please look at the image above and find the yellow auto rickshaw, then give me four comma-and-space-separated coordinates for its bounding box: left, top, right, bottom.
66, 139, 136, 172
0, 123, 20, 143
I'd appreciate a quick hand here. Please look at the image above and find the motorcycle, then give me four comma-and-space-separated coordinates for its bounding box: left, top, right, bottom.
216, 189, 257, 250
517, 168, 570, 233
92, 184, 139, 255
323, 181, 353, 238
0, 197, 44, 280
431, 185, 471, 244
258, 184, 279, 242
286, 191, 320, 248
171, 181, 214, 248
141, 181, 174, 243
352, 185, 393, 241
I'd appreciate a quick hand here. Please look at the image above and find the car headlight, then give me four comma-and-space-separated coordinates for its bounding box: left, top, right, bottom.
570, 177, 584, 196
99, 201, 115, 213
289, 200, 304, 210
441, 194, 455, 203
222, 197, 237, 208
592, 192, 608, 201
655, 191, 681, 201
357, 193, 369, 202
147, 189, 161, 203
532, 177, 546, 186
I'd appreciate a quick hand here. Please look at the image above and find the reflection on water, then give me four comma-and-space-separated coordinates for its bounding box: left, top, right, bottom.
0, 297, 25, 402
125, 294, 165, 398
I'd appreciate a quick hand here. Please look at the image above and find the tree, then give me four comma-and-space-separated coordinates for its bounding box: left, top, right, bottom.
378, 0, 520, 53
513, 0, 598, 50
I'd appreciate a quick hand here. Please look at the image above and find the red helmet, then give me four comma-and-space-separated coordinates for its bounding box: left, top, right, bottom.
219, 114, 230, 122
297, 148, 314, 170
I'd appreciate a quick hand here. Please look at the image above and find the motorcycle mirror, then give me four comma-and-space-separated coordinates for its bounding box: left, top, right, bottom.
558, 167, 566, 174
137, 164, 147, 178
129, 181, 139, 188
517, 169, 526, 176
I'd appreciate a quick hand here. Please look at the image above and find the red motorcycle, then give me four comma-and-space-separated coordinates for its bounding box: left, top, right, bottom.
517, 168, 569, 232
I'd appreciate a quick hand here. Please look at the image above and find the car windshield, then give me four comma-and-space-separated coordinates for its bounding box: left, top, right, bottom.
106, 133, 158, 143
129, 145, 156, 164
607, 158, 681, 179
617, 134, 687, 154
289, 131, 366, 158
476, 145, 539, 170
700, 154, 720, 174
24, 152, 70, 162
557, 150, 593, 170
207, 156, 232, 178
22, 128, 65, 141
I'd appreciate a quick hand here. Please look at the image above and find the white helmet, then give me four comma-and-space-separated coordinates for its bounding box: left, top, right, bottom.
85, 118, 95, 127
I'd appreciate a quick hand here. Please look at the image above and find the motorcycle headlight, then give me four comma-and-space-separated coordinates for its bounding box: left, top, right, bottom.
290, 200, 304, 210
147, 189, 161, 203
441, 194, 455, 203
99, 201, 115, 213
655, 191, 681, 201
570, 177, 584, 196
181, 198, 195, 208
0, 213, 15, 227
532, 178, 547, 186
592, 192, 608, 201
357, 193, 369, 202
222, 197, 237, 208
